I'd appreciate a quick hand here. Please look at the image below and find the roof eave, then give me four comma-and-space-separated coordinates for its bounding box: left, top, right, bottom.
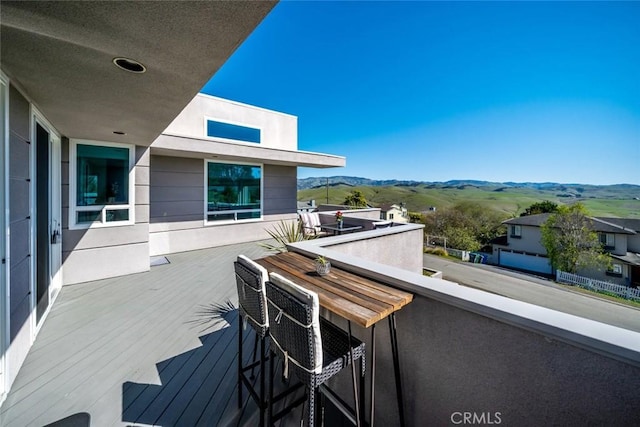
151, 133, 345, 168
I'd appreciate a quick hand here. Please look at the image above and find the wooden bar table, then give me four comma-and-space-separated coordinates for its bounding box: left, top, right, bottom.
256, 251, 414, 427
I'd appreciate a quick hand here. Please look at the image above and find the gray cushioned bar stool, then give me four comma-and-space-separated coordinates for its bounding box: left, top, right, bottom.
234, 255, 271, 427
266, 273, 366, 426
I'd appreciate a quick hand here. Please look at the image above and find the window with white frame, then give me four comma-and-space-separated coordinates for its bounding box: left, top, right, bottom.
599, 233, 615, 248
70, 140, 135, 228
607, 263, 623, 276
205, 161, 262, 223
510, 225, 522, 238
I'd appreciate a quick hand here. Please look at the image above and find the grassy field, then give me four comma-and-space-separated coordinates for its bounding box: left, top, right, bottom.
298, 183, 640, 218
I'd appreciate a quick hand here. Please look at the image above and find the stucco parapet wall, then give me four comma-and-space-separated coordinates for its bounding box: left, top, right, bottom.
288, 229, 640, 368
151, 133, 345, 168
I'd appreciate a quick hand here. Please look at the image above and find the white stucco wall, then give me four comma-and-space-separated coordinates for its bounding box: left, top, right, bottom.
162, 93, 297, 150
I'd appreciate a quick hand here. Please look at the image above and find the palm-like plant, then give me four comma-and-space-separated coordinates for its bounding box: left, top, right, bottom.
259, 220, 311, 253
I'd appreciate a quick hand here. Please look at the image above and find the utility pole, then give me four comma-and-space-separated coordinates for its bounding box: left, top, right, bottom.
326, 178, 329, 204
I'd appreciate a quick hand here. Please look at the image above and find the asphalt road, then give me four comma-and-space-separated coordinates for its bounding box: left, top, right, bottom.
423, 254, 640, 333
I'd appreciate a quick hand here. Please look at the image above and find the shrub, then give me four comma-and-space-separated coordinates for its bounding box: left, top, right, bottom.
424, 246, 448, 257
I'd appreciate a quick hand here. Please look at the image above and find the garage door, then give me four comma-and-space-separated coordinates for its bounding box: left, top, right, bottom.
500, 250, 552, 274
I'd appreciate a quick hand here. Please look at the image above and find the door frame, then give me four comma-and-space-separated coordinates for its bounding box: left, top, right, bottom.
0, 71, 9, 401
30, 107, 61, 335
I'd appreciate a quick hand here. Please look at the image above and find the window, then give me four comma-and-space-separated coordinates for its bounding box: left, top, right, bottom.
206, 119, 260, 143
607, 263, 623, 277
205, 161, 261, 223
599, 233, 615, 248
510, 225, 522, 238
70, 140, 135, 228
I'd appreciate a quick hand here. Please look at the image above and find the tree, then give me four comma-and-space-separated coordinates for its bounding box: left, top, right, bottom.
408, 212, 424, 223
540, 203, 609, 274
422, 202, 507, 252
521, 200, 559, 216
343, 190, 368, 208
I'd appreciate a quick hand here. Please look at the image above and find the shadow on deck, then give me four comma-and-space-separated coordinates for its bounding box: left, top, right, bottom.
0, 242, 307, 426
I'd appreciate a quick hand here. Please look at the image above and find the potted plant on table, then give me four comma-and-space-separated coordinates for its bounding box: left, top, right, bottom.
335, 211, 343, 229
314, 255, 331, 276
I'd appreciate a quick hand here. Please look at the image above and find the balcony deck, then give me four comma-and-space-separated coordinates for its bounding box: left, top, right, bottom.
0, 242, 315, 427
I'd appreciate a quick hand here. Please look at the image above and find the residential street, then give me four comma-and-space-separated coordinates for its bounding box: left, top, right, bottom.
423, 254, 640, 333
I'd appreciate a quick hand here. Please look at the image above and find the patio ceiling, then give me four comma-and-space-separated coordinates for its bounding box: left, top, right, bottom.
0, 1, 277, 146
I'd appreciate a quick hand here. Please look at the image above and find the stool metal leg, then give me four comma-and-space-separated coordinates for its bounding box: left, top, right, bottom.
250, 332, 259, 379
259, 336, 266, 427
268, 349, 274, 425
347, 321, 361, 427
389, 313, 405, 427
238, 314, 244, 409
370, 323, 376, 427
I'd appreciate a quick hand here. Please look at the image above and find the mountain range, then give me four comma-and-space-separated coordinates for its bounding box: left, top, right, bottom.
297, 176, 640, 196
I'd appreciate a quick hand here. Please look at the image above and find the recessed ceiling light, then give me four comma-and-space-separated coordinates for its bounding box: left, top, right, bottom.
113, 131, 126, 135
113, 57, 146, 74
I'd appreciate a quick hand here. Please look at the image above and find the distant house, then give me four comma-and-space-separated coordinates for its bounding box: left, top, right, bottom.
494, 214, 639, 287
380, 203, 409, 223
297, 199, 317, 214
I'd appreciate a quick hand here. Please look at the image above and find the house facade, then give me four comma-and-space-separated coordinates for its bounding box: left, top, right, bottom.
379, 203, 409, 222
496, 214, 639, 286
0, 1, 346, 403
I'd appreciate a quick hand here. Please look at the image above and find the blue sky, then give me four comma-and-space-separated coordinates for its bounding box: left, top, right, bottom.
202, 1, 640, 185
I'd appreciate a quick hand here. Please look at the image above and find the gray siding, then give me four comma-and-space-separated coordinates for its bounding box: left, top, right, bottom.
61, 142, 150, 285
150, 156, 297, 222
263, 164, 297, 215
150, 156, 203, 222
148, 155, 298, 256
8, 85, 30, 342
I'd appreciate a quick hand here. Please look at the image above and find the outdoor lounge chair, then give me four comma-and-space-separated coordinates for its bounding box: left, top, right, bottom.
372, 220, 393, 229
299, 212, 328, 237
266, 273, 365, 426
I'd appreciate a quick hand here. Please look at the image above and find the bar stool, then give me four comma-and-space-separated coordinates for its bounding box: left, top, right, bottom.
234, 255, 270, 426
266, 273, 366, 426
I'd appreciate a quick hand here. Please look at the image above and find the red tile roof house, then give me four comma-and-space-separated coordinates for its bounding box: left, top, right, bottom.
1, 2, 640, 425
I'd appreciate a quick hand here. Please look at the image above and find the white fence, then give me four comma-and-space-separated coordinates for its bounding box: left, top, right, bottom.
556, 270, 640, 301
445, 248, 469, 261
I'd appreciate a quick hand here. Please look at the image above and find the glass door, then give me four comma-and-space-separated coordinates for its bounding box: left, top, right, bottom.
35, 123, 50, 323
0, 75, 8, 399
33, 114, 61, 327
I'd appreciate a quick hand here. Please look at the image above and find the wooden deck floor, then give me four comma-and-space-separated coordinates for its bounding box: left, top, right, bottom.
0, 242, 314, 427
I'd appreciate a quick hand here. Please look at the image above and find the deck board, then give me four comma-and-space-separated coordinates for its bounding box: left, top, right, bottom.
0, 242, 356, 427
0, 242, 277, 426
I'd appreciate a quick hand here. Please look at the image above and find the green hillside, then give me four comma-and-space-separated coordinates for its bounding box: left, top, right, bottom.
298, 183, 640, 218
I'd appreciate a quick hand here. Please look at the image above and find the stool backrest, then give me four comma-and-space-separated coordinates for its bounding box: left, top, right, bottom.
234, 255, 269, 336
266, 273, 323, 376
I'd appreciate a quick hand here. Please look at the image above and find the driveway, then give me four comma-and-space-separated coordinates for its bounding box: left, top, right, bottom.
423, 254, 640, 333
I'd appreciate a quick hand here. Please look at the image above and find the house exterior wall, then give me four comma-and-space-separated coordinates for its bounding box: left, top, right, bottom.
576, 266, 629, 286
607, 233, 627, 256
366, 293, 640, 426
6, 84, 32, 392
61, 142, 150, 285
148, 155, 297, 256
328, 227, 424, 273
628, 234, 640, 253
507, 225, 546, 254
163, 93, 297, 151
